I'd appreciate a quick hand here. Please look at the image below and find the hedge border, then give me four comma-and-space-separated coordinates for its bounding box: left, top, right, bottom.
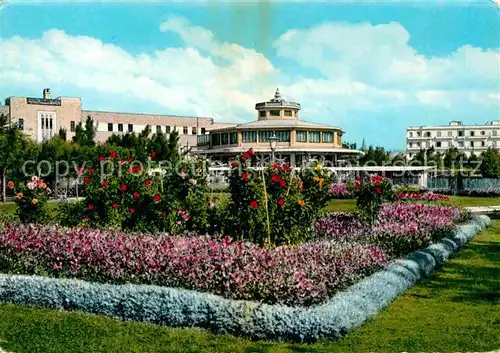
0, 215, 490, 342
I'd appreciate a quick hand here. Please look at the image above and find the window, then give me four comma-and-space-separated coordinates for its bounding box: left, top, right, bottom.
49, 118, 53, 129
201, 127, 206, 134
494, 130, 498, 136
436, 141, 442, 147
242, 131, 257, 143
458, 130, 464, 137
18, 118, 24, 131
481, 131, 485, 135
481, 141, 486, 147
409, 132, 413, 137
470, 131, 475, 137
270, 110, 280, 117
128, 124, 133, 132
156, 126, 162, 134
191, 127, 196, 135
437, 131, 441, 137
70, 121, 76, 132
470, 141, 474, 147
183, 126, 188, 135
118, 124, 123, 132
220, 133, 229, 145
416, 142, 421, 147
322, 131, 334, 143
108, 123, 113, 132
409, 142, 413, 148
296, 131, 307, 142
165, 126, 171, 134
258, 131, 274, 143
230, 132, 237, 144
448, 131, 452, 137
211, 133, 221, 146
284, 110, 292, 117
259, 111, 266, 118
274, 130, 290, 142
417, 131, 421, 137
458, 141, 464, 147
424, 131, 431, 137
309, 131, 320, 143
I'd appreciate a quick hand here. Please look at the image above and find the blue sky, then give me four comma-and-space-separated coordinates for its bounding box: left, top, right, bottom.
1, 1, 499, 150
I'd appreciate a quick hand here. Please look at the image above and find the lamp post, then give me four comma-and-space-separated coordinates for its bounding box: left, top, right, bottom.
268, 133, 279, 163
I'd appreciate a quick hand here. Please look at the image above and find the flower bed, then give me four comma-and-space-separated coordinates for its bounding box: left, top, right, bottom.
0, 223, 387, 307
0, 216, 489, 342
328, 183, 353, 199
430, 188, 500, 197
396, 192, 449, 201
315, 203, 466, 256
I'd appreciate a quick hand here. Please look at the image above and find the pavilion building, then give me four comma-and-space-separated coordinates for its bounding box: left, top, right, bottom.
194, 89, 361, 166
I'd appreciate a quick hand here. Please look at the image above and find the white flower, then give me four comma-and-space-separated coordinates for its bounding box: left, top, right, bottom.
31, 176, 39, 182
26, 182, 35, 190
188, 178, 197, 185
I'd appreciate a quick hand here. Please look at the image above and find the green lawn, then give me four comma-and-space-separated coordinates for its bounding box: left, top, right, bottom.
1, 221, 498, 353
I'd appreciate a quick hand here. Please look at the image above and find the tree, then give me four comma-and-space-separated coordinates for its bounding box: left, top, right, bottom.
72, 116, 96, 147
58, 127, 67, 141
359, 146, 390, 166
443, 148, 467, 170
0, 125, 24, 202
480, 148, 500, 178
390, 153, 407, 166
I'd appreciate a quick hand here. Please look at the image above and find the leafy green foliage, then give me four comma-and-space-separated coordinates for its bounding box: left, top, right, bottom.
353, 176, 394, 225
9, 176, 51, 224
480, 148, 500, 178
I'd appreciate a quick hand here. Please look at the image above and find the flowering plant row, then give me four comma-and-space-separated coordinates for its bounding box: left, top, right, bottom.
315, 203, 466, 257
0, 223, 387, 307
396, 192, 449, 201
8, 176, 51, 224
353, 176, 394, 225
227, 149, 332, 245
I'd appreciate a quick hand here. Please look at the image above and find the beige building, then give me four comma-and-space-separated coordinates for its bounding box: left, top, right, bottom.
2, 88, 219, 149
195, 89, 361, 166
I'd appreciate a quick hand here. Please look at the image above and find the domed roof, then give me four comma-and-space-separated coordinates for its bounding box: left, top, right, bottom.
255, 89, 301, 111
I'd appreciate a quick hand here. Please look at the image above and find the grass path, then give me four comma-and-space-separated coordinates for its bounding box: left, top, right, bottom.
0, 221, 498, 353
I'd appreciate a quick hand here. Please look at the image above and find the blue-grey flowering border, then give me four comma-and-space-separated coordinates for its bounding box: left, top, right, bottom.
0, 215, 490, 342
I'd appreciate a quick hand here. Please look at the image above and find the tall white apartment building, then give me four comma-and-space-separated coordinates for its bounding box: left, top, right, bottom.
406, 121, 500, 158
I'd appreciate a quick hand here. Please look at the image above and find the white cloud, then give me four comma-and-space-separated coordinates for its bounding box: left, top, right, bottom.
1, 16, 498, 148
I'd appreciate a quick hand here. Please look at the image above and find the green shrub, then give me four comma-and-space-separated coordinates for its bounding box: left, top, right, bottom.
227, 149, 332, 246
353, 176, 394, 225
9, 177, 51, 224
55, 200, 86, 227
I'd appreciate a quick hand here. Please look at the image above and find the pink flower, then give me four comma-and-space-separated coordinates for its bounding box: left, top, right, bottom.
188, 179, 197, 185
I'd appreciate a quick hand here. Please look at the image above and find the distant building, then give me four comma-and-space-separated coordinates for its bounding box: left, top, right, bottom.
2, 88, 220, 149
194, 89, 361, 166
407, 121, 500, 158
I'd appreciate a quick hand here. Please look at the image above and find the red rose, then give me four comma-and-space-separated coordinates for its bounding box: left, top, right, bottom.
109, 151, 117, 159
87, 168, 95, 174
120, 184, 128, 192
87, 204, 94, 211
84, 177, 91, 184
272, 163, 278, 169
144, 179, 152, 187
280, 180, 287, 188
120, 158, 126, 164
248, 148, 254, 156
271, 175, 280, 183
150, 151, 156, 159
231, 161, 239, 168
128, 156, 134, 162
133, 191, 141, 199
249, 200, 258, 209
101, 180, 109, 188
129, 208, 135, 214
242, 172, 249, 181
242, 153, 249, 160
154, 194, 161, 203
277, 199, 285, 206
76, 167, 83, 175
376, 188, 381, 195
98, 155, 106, 162
112, 203, 119, 209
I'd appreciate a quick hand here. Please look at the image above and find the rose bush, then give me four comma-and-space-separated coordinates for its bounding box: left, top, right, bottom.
0, 223, 387, 307
227, 149, 332, 246
353, 176, 394, 225
9, 176, 51, 224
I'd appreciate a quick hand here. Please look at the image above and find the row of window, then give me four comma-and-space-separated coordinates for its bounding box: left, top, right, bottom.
212, 132, 238, 146
212, 130, 336, 144
258, 110, 294, 117
409, 130, 499, 138
66, 121, 206, 135
296, 130, 334, 143
409, 140, 492, 148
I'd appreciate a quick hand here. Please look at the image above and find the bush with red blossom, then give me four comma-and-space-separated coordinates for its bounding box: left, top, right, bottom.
227, 149, 332, 245
353, 175, 394, 225
0, 223, 387, 307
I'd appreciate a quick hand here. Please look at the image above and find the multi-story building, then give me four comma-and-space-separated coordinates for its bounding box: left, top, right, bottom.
2, 88, 224, 150
406, 121, 500, 158
195, 89, 361, 166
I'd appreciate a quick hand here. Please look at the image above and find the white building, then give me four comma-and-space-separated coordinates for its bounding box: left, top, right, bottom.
406, 121, 500, 158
